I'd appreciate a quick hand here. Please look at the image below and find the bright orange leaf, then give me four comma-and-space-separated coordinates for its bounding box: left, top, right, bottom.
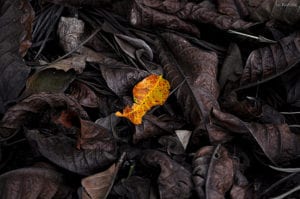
115, 74, 170, 125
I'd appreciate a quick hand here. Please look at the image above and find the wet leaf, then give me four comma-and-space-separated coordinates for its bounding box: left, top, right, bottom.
116, 74, 170, 125
158, 33, 220, 136
0, 0, 31, 113
0, 167, 74, 198
26, 129, 117, 175
141, 150, 192, 199
133, 113, 184, 143
192, 145, 234, 199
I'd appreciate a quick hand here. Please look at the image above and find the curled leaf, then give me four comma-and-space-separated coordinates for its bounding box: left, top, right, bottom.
116, 74, 170, 125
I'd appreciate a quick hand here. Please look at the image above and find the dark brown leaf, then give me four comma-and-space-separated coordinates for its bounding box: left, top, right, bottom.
219, 43, 243, 90
0, 167, 74, 198
129, 0, 200, 36
141, 150, 192, 199
45, 0, 113, 7
77, 119, 116, 151
240, 31, 300, 87
19, 0, 35, 57
158, 33, 221, 139
133, 114, 184, 143
26, 129, 117, 175
81, 163, 116, 199
132, 0, 254, 31
99, 58, 149, 97
0, 93, 88, 136
112, 176, 156, 199
246, 0, 300, 25
192, 145, 234, 199
221, 92, 285, 123
0, 0, 31, 114
68, 81, 99, 108
217, 0, 241, 18
212, 109, 300, 164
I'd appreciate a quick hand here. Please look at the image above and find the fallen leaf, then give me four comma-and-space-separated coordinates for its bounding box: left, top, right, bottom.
141, 150, 193, 199
0, 92, 88, 131
81, 164, 116, 199
0, 0, 31, 114
112, 176, 155, 199
134, 113, 184, 143
192, 145, 234, 199
240, 31, 300, 87
68, 81, 99, 108
158, 33, 222, 141
116, 74, 170, 125
26, 129, 117, 175
0, 167, 74, 198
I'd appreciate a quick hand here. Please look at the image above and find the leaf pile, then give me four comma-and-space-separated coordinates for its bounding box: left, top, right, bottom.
0, 0, 300, 198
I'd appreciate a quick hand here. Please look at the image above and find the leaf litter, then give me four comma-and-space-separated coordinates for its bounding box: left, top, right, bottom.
0, 0, 300, 198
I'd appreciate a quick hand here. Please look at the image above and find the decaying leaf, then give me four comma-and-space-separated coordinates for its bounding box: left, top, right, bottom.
26, 129, 117, 175
116, 74, 170, 125
141, 150, 193, 199
19, 0, 35, 57
99, 60, 149, 96
77, 119, 116, 151
0, 92, 88, 131
81, 164, 116, 199
58, 16, 85, 53
68, 81, 99, 108
130, 0, 254, 32
130, 0, 200, 36
112, 176, 155, 199
212, 109, 300, 164
240, 31, 300, 87
158, 33, 220, 137
245, 0, 300, 25
134, 113, 184, 143
0, 0, 32, 114
0, 167, 74, 198
192, 145, 234, 199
